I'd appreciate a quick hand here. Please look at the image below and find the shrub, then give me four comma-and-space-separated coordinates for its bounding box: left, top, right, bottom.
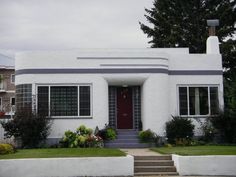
164, 143, 172, 148
76, 125, 93, 136
210, 111, 236, 143
96, 125, 117, 141
0, 144, 15, 154
61, 130, 77, 148
166, 116, 194, 144
1, 108, 52, 148
198, 118, 216, 142
60, 125, 104, 148
139, 129, 156, 143
105, 128, 116, 140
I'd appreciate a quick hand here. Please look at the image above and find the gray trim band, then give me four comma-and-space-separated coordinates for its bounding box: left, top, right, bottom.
15, 68, 223, 75
77, 57, 168, 60
100, 64, 168, 67
169, 70, 223, 75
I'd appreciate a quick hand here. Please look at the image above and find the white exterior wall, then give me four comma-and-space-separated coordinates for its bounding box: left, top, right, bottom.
17, 74, 109, 138
15, 45, 223, 138
142, 74, 169, 136
172, 154, 236, 176
0, 155, 134, 177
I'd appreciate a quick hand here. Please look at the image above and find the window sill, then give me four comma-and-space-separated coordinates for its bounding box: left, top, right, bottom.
179, 115, 218, 118
48, 116, 93, 119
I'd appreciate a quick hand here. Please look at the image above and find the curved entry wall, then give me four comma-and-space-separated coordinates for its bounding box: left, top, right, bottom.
108, 86, 141, 130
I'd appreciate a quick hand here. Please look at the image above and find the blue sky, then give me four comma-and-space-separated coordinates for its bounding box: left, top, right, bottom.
0, 0, 153, 57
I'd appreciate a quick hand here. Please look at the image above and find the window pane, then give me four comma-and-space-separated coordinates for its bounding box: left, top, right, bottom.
210, 87, 219, 115
38, 86, 49, 116
189, 87, 196, 115
11, 75, 15, 83
79, 86, 91, 116
50, 86, 78, 116
199, 87, 209, 115
11, 98, 15, 105
16, 84, 32, 110
179, 87, 188, 115
189, 87, 209, 115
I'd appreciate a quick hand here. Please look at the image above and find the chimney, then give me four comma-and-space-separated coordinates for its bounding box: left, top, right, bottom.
206, 19, 220, 54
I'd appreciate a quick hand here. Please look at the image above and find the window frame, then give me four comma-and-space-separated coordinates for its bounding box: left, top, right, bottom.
0, 97, 2, 111
36, 84, 92, 118
0, 74, 3, 89
10, 97, 15, 106
177, 85, 220, 117
11, 74, 15, 84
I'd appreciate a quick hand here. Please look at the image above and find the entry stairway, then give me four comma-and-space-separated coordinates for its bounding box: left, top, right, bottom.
105, 129, 149, 148
134, 155, 179, 176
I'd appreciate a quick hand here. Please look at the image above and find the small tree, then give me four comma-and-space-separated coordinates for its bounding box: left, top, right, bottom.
210, 111, 236, 143
1, 108, 52, 148
166, 116, 194, 144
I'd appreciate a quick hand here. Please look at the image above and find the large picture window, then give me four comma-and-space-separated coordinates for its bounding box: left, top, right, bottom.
179, 86, 219, 116
37, 85, 91, 117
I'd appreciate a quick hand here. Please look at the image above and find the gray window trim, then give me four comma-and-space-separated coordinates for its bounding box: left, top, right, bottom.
177, 85, 220, 117
36, 84, 92, 118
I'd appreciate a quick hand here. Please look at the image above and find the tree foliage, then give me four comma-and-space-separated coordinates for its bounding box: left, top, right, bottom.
140, 0, 236, 77
166, 116, 194, 144
1, 109, 52, 148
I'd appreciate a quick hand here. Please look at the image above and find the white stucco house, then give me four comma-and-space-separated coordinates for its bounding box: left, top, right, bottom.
15, 36, 223, 143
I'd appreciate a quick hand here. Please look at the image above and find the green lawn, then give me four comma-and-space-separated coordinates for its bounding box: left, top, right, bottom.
0, 148, 126, 159
151, 145, 236, 156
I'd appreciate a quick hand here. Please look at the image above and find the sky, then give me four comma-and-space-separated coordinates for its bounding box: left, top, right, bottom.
0, 0, 153, 58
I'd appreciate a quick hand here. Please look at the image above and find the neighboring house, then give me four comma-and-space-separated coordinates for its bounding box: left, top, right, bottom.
15, 36, 223, 143
0, 54, 15, 118
0, 54, 15, 143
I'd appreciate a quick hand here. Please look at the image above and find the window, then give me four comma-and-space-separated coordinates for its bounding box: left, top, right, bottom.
16, 84, 32, 110
50, 86, 78, 116
11, 74, 15, 83
0, 97, 2, 111
0, 74, 3, 90
37, 85, 92, 117
179, 86, 219, 116
10, 97, 15, 106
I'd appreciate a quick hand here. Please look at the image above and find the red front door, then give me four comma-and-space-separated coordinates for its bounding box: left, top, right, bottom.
117, 87, 133, 129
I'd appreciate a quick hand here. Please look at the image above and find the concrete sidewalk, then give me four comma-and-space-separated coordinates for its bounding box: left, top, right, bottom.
120, 148, 162, 156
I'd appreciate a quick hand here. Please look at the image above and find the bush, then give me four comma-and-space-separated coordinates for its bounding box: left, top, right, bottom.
139, 129, 156, 143
1, 109, 52, 148
0, 144, 15, 154
105, 128, 116, 140
96, 125, 117, 141
166, 116, 194, 144
198, 118, 216, 142
210, 111, 236, 143
60, 125, 103, 148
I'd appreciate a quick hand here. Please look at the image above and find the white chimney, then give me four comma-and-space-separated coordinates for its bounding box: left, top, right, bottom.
206, 19, 220, 54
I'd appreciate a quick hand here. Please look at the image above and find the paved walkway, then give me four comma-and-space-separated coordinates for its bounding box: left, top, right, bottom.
120, 148, 162, 156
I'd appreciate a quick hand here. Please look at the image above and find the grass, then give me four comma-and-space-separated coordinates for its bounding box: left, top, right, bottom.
151, 145, 236, 156
0, 148, 126, 159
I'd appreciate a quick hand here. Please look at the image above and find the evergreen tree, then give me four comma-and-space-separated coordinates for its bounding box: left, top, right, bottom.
140, 0, 236, 77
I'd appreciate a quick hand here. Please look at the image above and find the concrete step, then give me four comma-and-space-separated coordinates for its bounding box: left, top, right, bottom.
116, 130, 139, 135
134, 166, 176, 173
105, 143, 149, 148
134, 172, 179, 176
134, 155, 172, 160
134, 160, 174, 166
108, 139, 140, 143
117, 134, 138, 139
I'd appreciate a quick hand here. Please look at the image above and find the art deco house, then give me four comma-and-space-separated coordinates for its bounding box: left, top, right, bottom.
15, 36, 223, 144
